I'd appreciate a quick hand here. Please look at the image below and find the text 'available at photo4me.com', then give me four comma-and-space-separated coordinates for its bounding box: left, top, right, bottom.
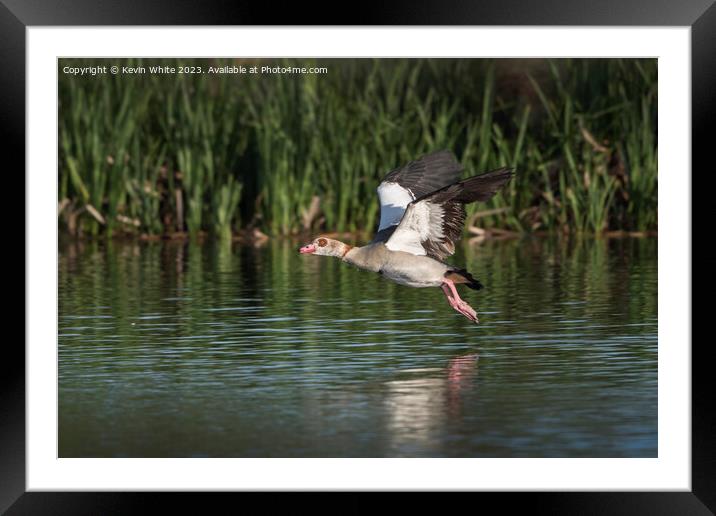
61, 63, 330, 76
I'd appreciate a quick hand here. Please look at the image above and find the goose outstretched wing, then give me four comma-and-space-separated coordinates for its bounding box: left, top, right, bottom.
384, 167, 514, 260
373, 150, 463, 242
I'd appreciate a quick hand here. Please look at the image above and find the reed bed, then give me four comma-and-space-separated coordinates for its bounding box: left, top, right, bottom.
58, 58, 657, 239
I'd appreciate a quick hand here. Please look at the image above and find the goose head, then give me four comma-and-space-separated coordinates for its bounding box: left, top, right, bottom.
299, 237, 351, 258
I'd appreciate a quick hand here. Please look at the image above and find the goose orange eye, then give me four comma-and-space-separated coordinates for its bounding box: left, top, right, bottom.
317, 238, 328, 247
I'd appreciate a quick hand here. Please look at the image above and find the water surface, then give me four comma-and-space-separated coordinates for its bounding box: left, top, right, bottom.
59, 237, 657, 457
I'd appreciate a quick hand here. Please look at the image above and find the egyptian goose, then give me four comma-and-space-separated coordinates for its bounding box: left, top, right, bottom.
299, 151, 513, 323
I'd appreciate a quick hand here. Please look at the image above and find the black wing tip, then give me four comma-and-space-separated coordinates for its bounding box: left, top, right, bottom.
409, 166, 514, 205
459, 166, 515, 198
478, 166, 515, 179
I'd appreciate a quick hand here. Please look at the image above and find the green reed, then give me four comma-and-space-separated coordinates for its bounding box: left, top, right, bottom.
58, 58, 657, 238
59, 60, 153, 237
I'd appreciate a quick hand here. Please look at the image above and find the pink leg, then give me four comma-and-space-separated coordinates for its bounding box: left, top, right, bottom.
441, 279, 479, 323
441, 283, 455, 306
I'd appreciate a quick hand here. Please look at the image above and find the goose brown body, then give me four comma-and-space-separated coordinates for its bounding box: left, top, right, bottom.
343, 243, 450, 288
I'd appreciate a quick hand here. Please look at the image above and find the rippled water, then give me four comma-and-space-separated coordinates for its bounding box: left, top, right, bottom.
58, 236, 657, 457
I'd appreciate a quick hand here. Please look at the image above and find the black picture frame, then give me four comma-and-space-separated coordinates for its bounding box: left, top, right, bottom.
5, 0, 714, 513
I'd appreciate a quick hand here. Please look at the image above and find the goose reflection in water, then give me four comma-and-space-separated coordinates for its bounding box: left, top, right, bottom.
384, 353, 479, 456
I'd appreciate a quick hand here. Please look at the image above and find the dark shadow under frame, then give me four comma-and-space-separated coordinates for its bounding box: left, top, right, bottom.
3, 0, 714, 513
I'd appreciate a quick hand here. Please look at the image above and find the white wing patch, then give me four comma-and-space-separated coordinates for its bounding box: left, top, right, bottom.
377, 182, 415, 231
385, 202, 445, 256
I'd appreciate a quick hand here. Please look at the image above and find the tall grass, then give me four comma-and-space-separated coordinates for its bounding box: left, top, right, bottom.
58, 58, 657, 238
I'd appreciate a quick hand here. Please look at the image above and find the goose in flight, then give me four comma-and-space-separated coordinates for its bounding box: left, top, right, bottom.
299, 150, 513, 323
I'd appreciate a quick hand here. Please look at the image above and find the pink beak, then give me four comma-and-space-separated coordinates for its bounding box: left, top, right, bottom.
299, 243, 316, 254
